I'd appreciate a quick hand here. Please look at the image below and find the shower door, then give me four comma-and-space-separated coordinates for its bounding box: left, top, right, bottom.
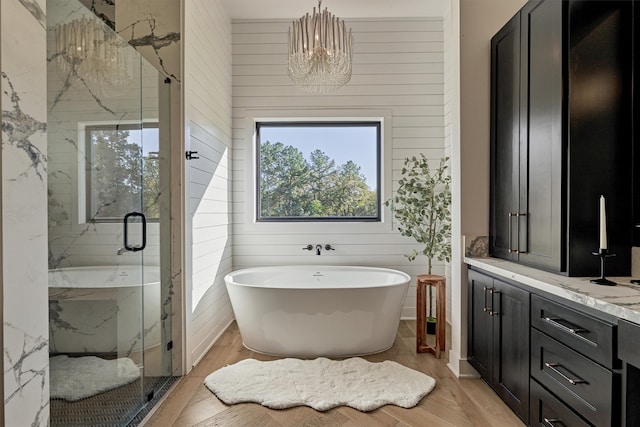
47, 1, 172, 424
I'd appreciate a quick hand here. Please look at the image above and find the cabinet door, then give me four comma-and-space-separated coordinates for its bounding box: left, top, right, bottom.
489, 13, 520, 261
492, 278, 530, 422
518, 0, 564, 272
467, 270, 493, 380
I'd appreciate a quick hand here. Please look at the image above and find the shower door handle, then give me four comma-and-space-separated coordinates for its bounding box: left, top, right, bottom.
123, 212, 147, 252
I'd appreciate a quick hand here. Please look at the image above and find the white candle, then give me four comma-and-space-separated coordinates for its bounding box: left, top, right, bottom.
599, 195, 607, 250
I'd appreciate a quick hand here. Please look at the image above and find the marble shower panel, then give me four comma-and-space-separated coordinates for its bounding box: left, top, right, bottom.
116, 0, 181, 82
2, 0, 50, 425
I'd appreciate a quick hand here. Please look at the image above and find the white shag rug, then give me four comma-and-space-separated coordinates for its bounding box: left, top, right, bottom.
204, 357, 436, 412
50, 355, 140, 402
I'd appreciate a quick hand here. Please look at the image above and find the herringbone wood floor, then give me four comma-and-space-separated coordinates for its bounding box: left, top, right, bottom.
145, 321, 525, 426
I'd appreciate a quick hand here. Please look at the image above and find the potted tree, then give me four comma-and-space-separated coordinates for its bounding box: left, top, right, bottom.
385, 155, 452, 334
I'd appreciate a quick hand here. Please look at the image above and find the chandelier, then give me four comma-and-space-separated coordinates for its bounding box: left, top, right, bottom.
288, 1, 354, 94
55, 16, 133, 98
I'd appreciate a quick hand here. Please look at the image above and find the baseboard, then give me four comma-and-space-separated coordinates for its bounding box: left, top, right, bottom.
191, 317, 235, 369
447, 349, 480, 378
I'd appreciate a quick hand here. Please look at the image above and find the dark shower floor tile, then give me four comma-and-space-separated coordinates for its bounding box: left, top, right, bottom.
51, 376, 179, 427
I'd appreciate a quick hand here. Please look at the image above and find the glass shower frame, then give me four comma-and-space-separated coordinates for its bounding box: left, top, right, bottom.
46, 0, 173, 424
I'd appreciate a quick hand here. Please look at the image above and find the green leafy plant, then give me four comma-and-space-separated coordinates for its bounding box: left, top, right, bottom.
385, 155, 452, 320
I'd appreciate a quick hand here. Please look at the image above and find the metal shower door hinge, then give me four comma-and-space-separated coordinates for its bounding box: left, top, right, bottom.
185, 151, 199, 160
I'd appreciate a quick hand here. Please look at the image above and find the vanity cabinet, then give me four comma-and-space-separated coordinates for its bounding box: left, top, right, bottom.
531, 330, 617, 426
467, 269, 530, 422
489, 0, 633, 276
468, 265, 622, 426
530, 295, 619, 427
618, 319, 640, 426
530, 380, 591, 427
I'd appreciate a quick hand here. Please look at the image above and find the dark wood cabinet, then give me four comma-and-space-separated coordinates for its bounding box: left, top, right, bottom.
530, 296, 620, 427
469, 265, 621, 426
468, 269, 530, 422
517, 0, 563, 273
634, 1, 640, 247
531, 328, 618, 427
490, 13, 520, 262
530, 379, 591, 427
490, 0, 633, 276
618, 319, 640, 426
468, 270, 493, 379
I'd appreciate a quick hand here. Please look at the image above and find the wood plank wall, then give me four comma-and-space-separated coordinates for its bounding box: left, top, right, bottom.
184, 0, 234, 367
231, 18, 446, 318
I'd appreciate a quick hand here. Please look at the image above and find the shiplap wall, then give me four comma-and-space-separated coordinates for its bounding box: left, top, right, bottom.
184, 0, 234, 367
231, 18, 445, 318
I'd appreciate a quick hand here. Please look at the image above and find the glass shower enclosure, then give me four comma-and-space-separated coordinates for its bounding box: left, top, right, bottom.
46, 0, 173, 424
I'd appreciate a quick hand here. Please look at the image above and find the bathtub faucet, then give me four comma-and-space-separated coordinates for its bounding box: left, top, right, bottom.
302, 244, 334, 255
117, 247, 128, 255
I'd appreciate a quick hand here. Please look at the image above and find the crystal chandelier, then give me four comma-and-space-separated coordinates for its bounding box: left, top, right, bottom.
55, 16, 133, 98
288, 1, 354, 94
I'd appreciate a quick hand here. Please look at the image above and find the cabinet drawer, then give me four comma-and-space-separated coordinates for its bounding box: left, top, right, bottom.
531, 329, 617, 427
530, 379, 591, 427
531, 294, 615, 368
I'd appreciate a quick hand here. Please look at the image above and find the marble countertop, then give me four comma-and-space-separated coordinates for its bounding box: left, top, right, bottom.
465, 257, 640, 325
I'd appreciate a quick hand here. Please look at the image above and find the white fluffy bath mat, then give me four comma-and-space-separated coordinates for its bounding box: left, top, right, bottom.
204, 357, 436, 412
50, 355, 140, 402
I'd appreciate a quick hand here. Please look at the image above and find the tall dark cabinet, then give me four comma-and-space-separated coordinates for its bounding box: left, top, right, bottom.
489, 0, 633, 276
490, 13, 521, 263
634, 1, 640, 247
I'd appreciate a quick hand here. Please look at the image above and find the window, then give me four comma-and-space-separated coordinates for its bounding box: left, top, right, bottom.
85, 123, 159, 222
256, 122, 381, 222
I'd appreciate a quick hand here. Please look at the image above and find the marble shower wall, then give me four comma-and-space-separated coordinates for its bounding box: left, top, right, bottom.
116, 0, 181, 82
79, 0, 115, 29
1, 0, 50, 425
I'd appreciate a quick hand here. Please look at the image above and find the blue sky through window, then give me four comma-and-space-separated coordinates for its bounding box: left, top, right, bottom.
259, 125, 378, 189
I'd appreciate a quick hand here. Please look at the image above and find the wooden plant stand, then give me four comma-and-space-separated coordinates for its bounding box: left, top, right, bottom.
416, 274, 446, 358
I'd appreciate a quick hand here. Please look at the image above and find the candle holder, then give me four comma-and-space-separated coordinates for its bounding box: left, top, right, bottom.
590, 249, 617, 286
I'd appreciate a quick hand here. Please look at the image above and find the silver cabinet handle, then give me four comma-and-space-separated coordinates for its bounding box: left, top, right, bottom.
490, 290, 500, 316
516, 212, 527, 254
544, 317, 588, 335
483, 286, 496, 314
508, 212, 518, 253
508, 212, 527, 253
483, 286, 490, 312
544, 362, 587, 385
543, 418, 563, 427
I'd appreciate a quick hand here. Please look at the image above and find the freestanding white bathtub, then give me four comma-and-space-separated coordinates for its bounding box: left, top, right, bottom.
224, 265, 411, 357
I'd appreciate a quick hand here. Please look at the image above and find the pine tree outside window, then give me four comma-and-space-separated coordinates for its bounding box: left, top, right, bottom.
85, 124, 160, 222
256, 122, 381, 222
